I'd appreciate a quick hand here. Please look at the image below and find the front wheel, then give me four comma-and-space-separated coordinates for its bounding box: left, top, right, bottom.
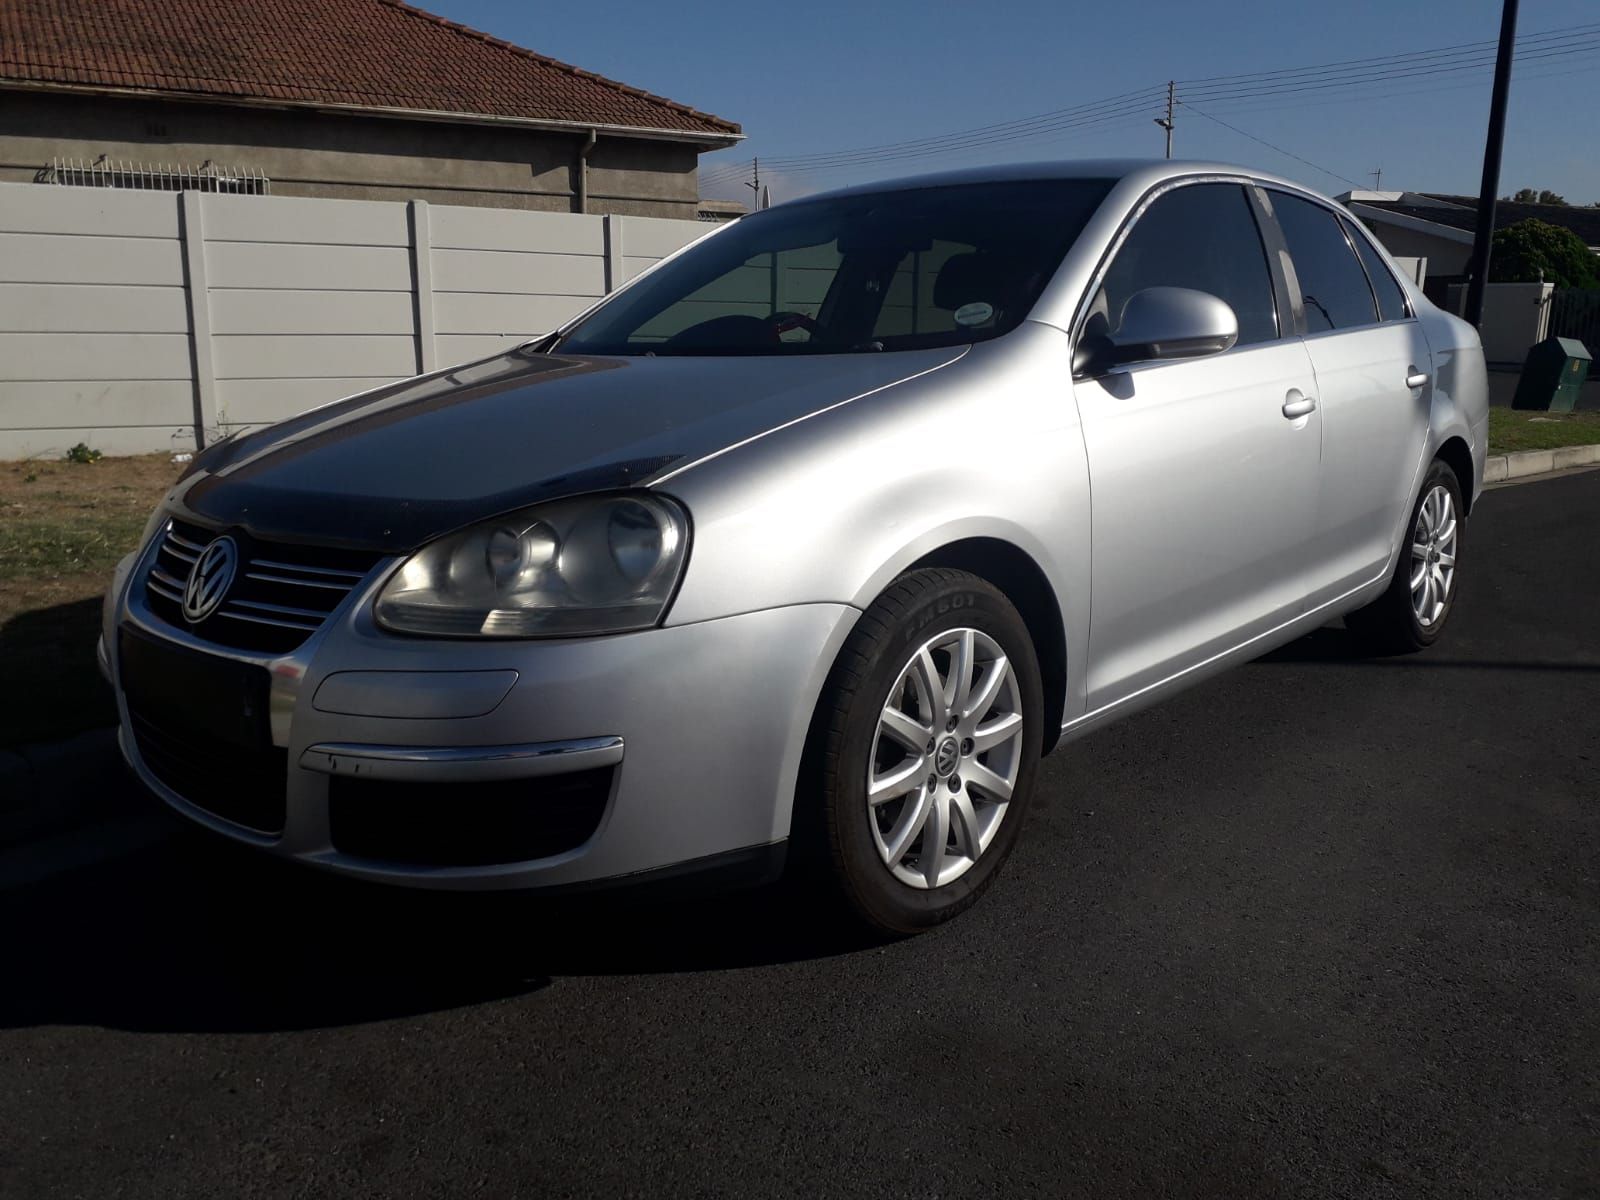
800, 568, 1044, 934
1346, 458, 1465, 653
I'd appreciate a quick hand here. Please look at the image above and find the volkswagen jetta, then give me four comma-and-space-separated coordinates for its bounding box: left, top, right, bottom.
102, 160, 1488, 932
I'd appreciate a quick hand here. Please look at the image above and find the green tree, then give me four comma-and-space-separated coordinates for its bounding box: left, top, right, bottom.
1489, 219, 1600, 287
1506, 187, 1569, 205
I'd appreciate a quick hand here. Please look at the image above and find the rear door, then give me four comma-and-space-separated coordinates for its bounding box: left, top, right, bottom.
1072, 181, 1322, 711
1264, 190, 1433, 605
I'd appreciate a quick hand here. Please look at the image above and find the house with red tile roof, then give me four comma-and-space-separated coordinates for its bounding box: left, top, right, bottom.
0, 0, 742, 216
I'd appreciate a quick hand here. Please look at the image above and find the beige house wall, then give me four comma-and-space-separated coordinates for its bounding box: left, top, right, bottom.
0, 90, 708, 218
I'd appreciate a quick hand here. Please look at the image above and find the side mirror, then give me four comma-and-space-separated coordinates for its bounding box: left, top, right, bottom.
1079, 287, 1239, 374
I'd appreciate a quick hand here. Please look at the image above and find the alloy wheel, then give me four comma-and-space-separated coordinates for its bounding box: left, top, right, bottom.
1410, 484, 1458, 628
866, 627, 1024, 889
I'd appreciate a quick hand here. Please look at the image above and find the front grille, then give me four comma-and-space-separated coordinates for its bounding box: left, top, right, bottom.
328, 768, 614, 867
145, 519, 384, 654
129, 705, 289, 835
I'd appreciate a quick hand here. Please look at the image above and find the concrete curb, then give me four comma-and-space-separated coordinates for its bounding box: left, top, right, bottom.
1483, 443, 1600, 483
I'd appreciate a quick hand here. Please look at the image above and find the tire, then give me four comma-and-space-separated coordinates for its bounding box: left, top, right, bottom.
798, 568, 1044, 935
1346, 458, 1465, 654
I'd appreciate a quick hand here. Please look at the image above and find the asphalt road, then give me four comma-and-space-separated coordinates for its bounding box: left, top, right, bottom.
3, 471, 1597, 1199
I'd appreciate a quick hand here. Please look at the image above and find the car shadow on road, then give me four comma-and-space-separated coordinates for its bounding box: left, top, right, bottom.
0, 596, 116, 749
0, 813, 877, 1035
1260, 625, 1600, 672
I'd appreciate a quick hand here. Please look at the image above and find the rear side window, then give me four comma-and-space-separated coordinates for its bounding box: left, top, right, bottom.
1271, 192, 1378, 332
1342, 218, 1410, 322
1090, 182, 1278, 347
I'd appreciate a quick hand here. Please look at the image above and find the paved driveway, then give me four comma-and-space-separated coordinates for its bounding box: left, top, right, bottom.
3, 471, 1597, 1199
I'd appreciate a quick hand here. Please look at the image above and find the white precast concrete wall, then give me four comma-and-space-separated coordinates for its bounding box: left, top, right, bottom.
1445, 281, 1555, 366
0, 182, 709, 459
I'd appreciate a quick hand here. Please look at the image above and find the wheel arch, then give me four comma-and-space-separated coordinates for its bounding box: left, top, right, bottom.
1435, 435, 1475, 515
905, 537, 1067, 754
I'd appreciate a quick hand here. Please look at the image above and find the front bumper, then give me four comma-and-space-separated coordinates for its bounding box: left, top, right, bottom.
107, 538, 857, 890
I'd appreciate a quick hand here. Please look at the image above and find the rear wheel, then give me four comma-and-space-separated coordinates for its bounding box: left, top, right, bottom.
800, 569, 1043, 934
1346, 459, 1464, 653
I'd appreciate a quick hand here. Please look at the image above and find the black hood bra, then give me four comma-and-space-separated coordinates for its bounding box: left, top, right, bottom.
171, 345, 963, 553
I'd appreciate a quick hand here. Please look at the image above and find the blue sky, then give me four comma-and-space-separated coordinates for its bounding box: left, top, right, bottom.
434, 0, 1600, 205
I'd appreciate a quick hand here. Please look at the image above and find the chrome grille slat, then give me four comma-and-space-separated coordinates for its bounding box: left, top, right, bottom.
230, 597, 334, 621
143, 519, 383, 653
243, 571, 354, 592
217, 609, 323, 632
251, 558, 367, 580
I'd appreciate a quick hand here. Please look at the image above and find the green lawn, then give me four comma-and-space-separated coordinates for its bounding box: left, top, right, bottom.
1487, 408, 1600, 454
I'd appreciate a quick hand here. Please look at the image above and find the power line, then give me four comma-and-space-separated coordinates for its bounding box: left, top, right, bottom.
1168, 57, 1600, 124
774, 115, 1163, 181
1180, 36, 1600, 104
1176, 19, 1599, 86
761, 88, 1166, 170
1175, 100, 1360, 187
697, 84, 1165, 182
699, 19, 1600, 194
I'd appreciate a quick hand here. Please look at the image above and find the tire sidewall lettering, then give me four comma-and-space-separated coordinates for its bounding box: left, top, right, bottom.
902, 592, 978, 645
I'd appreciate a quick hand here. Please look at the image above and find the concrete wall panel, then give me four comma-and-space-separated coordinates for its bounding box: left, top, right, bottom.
0, 181, 707, 457
209, 289, 416, 335
0, 232, 185, 286
206, 241, 414, 291
0, 283, 188, 333
202, 192, 410, 246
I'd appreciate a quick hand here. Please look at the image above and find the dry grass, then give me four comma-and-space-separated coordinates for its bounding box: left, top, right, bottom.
0, 453, 181, 747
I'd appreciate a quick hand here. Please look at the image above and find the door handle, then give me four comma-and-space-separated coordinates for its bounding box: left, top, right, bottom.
1282, 389, 1318, 419
1405, 367, 1430, 389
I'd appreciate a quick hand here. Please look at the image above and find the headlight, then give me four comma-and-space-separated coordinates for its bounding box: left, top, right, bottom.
374, 494, 688, 638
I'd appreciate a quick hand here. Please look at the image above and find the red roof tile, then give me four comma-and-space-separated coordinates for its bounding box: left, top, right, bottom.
0, 0, 741, 138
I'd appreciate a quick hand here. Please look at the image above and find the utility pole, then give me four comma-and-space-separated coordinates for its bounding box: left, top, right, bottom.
1154, 82, 1175, 158
745, 158, 761, 210
1370, 167, 1383, 190
1464, 0, 1519, 329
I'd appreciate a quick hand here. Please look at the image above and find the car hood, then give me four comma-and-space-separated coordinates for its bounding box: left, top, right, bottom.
173, 346, 965, 552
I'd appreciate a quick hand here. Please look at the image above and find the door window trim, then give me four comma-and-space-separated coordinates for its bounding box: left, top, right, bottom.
1261, 186, 1418, 340
1340, 214, 1416, 323
1069, 174, 1288, 378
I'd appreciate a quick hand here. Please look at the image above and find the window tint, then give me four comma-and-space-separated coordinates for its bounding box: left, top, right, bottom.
1342, 217, 1409, 322
1271, 192, 1378, 332
1089, 183, 1278, 348
872, 239, 978, 339
557, 179, 1113, 356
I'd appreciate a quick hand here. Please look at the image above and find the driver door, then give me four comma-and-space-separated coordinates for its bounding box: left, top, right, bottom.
1072, 182, 1323, 711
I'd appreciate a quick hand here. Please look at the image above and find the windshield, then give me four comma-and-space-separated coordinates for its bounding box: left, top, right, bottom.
555, 178, 1113, 356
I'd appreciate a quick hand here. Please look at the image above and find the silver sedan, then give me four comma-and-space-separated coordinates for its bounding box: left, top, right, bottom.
102, 160, 1487, 933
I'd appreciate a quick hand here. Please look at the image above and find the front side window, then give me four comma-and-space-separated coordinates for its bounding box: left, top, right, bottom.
556, 179, 1113, 356
1342, 217, 1410, 322
1087, 182, 1279, 348
1271, 192, 1379, 332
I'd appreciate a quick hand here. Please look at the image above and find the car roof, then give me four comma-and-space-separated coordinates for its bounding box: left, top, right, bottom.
785, 159, 1331, 205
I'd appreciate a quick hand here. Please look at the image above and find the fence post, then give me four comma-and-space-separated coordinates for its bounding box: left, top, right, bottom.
604, 213, 623, 293
409, 199, 438, 373
178, 191, 220, 449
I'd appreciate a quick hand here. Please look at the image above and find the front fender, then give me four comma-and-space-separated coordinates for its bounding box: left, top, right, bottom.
660, 323, 1092, 723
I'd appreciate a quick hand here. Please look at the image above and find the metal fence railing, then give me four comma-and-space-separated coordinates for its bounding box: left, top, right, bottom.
37, 157, 271, 195
1549, 289, 1600, 352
